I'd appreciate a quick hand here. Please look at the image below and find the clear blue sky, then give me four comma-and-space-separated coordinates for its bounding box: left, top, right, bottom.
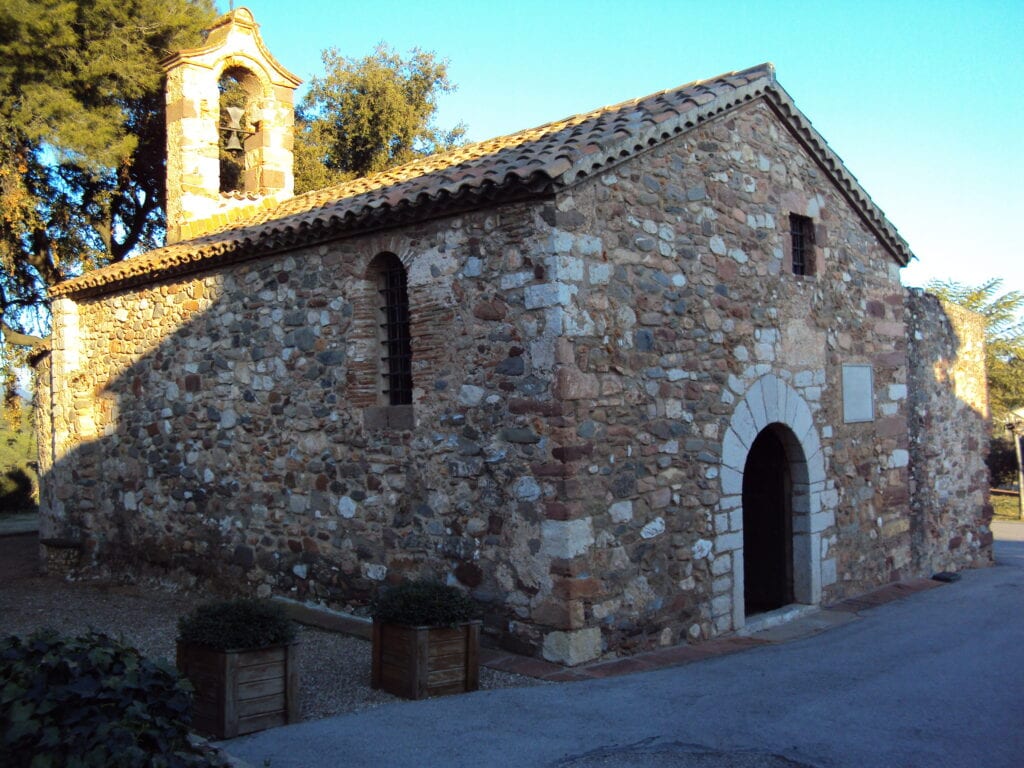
233, 0, 1022, 295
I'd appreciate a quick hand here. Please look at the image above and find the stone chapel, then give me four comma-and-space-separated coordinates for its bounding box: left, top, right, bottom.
35, 8, 992, 665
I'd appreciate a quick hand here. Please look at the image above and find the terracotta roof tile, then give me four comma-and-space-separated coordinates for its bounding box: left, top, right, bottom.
54, 63, 912, 299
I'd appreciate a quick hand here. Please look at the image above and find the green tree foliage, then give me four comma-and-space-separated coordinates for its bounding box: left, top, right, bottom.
1, 630, 226, 767
0, 0, 217, 348
294, 44, 466, 194
0, 393, 36, 513
927, 277, 1024, 420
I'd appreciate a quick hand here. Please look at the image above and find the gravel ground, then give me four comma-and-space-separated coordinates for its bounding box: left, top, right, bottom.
0, 533, 544, 722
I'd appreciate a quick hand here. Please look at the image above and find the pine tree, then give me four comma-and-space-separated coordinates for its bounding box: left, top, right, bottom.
0, 0, 217, 349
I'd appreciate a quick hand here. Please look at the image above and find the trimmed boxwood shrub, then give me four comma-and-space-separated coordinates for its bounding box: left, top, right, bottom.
371, 580, 479, 627
0, 629, 225, 768
177, 598, 296, 650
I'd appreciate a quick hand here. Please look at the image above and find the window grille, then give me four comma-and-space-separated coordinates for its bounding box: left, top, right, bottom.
790, 214, 815, 276
377, 256, 413, 405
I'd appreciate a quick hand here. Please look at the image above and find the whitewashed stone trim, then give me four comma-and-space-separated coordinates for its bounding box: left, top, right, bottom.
719, 374, 830, 631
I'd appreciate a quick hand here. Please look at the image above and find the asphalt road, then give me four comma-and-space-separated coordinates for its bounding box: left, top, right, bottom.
226, 528, 1024, 768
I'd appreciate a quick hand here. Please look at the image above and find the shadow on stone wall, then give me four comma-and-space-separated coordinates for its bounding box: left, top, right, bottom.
35, 275, 996, 611
905, 288, 993, 574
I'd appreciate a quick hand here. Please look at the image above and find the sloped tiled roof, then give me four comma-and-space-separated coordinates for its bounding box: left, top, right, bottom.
54, 63, 912, 299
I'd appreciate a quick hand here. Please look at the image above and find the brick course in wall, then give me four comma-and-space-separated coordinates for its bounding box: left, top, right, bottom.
38, 99, 992, 665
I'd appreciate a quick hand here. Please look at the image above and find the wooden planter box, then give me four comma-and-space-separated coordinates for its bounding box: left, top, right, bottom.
176, 641, 299, 739
371, 620, 481, 700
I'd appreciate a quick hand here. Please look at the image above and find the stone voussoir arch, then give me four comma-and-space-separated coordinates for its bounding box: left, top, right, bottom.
717, 373, 833, 630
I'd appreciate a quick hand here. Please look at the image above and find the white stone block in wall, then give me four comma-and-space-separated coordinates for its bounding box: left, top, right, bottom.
548, 254, 584, 281
806, 450, 826, 486
888, 449, 909, 469
888, 384, 908, 401
692, 539, 713, 559
719, 494, 742, 512
714, 513, 730, 533
720, 465, 743, 497
751, 378, 772, 423
564, 309, 595, 337
463, 257, 483, 277
711, 595, 731, 616
550, 230, 574, 254
588, 263, 613, 285
530, 340, 555, 371
729, 510, 743, 531
722, 427, 747, 471
609, 500, 633, 523
821, 558, 837, 586
711, 553, 731, 576
458, 385, 486, 406
576, 234, 602, 256
500, 271, 533, 289
362, 563, 387, 581
542, 627, 602, 666
640, 517, 665, 539
791, 406, 813, 444
337, 496, 357, 518
541, 518, 594, 559
543, 307, 565, 337
715, 531, 743, 553
512, 477, 541, 502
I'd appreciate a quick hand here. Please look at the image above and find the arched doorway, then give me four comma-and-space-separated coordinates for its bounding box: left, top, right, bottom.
742, 425, 794, 616
720, 374, 831, 630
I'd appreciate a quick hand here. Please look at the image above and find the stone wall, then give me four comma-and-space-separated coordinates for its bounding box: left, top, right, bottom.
39, 97, 988, 665
906, 290, 993, 572
42, 199, 585, 658
526, 99, 913, 657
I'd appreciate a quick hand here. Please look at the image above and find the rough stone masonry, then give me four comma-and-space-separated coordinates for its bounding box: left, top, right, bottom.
34, 11, 992, 666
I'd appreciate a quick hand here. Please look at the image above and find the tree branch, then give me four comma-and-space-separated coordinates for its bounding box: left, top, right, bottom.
1, 321, 47, 348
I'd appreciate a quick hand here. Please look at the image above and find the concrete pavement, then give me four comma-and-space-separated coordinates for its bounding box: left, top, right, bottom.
227, 530, 1024, 767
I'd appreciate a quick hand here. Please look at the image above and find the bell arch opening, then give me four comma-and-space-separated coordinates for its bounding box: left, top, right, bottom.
218, 66, 261, 194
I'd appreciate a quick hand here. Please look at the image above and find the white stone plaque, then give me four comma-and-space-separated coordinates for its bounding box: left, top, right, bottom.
842, 364, 874, 423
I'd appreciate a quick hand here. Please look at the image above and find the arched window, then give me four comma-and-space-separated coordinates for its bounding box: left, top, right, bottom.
369, 253, 413, 405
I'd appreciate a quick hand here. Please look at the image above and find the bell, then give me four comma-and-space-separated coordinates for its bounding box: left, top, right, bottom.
223, 105, 245, 151
225, 105, 245, 130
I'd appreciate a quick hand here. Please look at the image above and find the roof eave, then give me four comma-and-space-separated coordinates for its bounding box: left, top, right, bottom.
51, 176, 556, 301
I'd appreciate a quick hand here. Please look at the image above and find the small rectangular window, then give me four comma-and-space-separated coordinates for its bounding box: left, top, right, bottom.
789, 214, 815, 276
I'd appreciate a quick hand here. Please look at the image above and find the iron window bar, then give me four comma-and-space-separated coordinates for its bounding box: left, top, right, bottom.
378, 261, 413, 406
790, 214, 814, 276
